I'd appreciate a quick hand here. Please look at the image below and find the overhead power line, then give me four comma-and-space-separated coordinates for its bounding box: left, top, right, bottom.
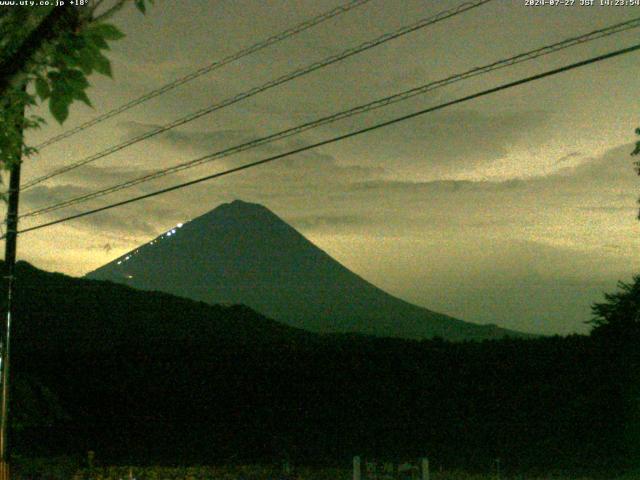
21, 0, 493, 190
32, 0, 373, 150
13, 42, 640, 238
20, 16, 640, 220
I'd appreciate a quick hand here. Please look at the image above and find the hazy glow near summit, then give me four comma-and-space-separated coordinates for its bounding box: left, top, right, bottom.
11, 0, 640, 335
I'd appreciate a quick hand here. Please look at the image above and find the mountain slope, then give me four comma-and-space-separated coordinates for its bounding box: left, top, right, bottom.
1, 262, 621, 472
10, 260, 309, 355
86, 200, 528, 341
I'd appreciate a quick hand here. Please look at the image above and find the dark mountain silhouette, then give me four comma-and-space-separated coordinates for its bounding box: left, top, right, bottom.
86, 200, 528, 341
1, 261, 629, 474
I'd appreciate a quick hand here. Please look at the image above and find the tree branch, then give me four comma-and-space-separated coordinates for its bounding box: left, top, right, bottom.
93, 0, 128, 22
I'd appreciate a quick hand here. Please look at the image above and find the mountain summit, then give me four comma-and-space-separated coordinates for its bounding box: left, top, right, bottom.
86, 200, 525, 340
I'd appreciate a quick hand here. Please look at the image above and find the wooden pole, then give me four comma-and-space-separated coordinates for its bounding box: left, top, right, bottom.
0, 145, 22, 480
0, 81, 26, 480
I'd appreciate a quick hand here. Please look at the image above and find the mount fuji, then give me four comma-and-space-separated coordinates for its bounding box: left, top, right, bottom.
86, 200, 527, 341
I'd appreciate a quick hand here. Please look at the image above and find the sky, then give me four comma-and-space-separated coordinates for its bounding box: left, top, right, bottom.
9, 0, 640, 335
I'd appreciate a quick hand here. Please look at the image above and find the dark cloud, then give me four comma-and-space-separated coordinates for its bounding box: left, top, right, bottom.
375, 237, 633, 335
117, 121, 256, 153
60, 164, 161, 188
317, 107, 551, 174
19, 182, 160, 239
348, 142, 636, 196
289, 214, 370, 230
117, 105, 550, 181
400, 109, 549, 165
21, 184, 95, 210
553, 151, 582, 166
578, 206, 637, 214
68, 209, 159, 239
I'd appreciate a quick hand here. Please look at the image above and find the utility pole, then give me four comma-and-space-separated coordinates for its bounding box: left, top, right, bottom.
0, 82, 23, 480
0, 81, 26, 480
0, 9, 79, 479
0, 158, 21, 480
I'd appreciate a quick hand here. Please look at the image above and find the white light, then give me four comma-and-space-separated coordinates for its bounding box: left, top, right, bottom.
167, 232, 172, 236
125, 256, 130, 260
117, 261, 122, 265
171, 229, 176, 234
177, 223, 183, 228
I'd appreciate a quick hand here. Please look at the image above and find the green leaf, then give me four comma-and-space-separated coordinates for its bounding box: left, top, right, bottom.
93, 52, 112, 77
60, 51, 82, 68
76, 40, 102, 75
76, 50, 95, 75
73, 89, 92, 108
134, 0, 146, 14
23, 92, 37, 106
51, 77, 73, 98
63, 69, 90, 89
87, 33, 110, 51
49, 95, 70, 124
88, 23, 125, 40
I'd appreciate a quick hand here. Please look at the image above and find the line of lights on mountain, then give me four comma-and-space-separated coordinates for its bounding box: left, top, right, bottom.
116, 222, 185, 265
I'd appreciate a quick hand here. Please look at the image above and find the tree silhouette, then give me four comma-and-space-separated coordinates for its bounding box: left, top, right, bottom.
589, 276, 640, 473
632, 128, 640, 219
589, 275, 640, 338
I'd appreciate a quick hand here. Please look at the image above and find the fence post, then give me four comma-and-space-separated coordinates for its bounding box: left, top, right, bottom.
421, 458, 429, 480
353, 456, 361, 480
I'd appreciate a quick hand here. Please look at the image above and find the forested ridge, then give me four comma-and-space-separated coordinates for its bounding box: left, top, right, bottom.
4, 261, 637, 477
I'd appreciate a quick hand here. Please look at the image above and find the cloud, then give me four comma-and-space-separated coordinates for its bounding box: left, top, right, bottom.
553, 151, 582, 166
60, 164, 159, 187
21, 184, 94, 211
578, 206, 637, 214
288, 214, 371, 231
19, 182, 160, 239
116, 103, 551, 182
348, 142, 637, 197
338, 235, 634, 335
22, 140, 638, 249
117, 121, 256, 153
301, 107, 552, 177
67, 209, 159, 238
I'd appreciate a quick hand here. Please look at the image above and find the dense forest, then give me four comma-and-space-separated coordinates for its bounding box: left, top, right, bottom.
3, 261, 638, 477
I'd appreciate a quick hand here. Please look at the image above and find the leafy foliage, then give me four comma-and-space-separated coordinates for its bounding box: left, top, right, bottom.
632, 128, 640, 157
590, 275, 640, 337
134, 0, 155, 14
632, 129, 640, 218
0, 1, 152, 174
12, 376, 69, 432
0, 87, 44, 171
27, 19, 126, 124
